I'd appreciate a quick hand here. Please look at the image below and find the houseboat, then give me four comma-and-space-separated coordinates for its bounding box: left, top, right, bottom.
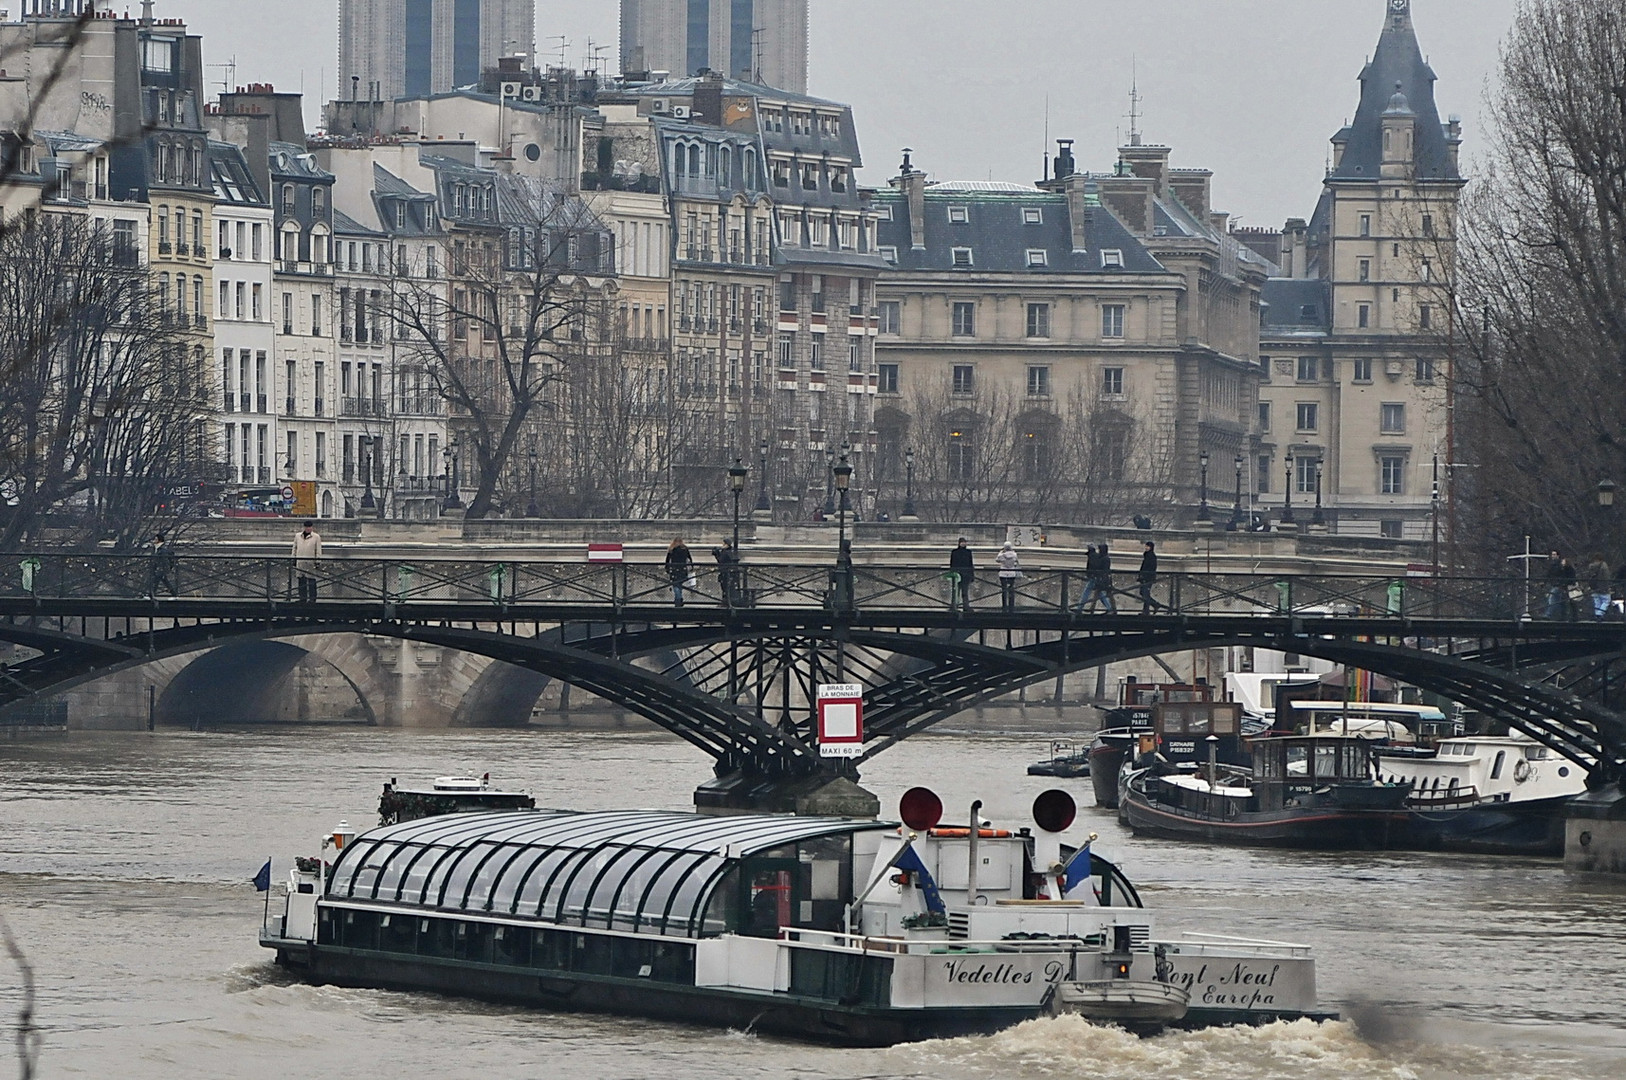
1121, 735, 1413, 848
1374, 734, 1588, 856
1088, 679, 1218, 808
260, 787, 1331, 1045
1027, 740, 1091, 778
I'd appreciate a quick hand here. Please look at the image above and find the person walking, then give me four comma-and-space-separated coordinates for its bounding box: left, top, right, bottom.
1544, 550, 1573, 619
996, 541, 1021, 612
1585, 554, 1612, 620
664, 538, 693, 607
146, 532, 178, 598
712, 537, 741, 607
291, 520, 323, 602
1076, 544, 1116, 613
948, 538, 975, 613
1137, 540, 1163, 614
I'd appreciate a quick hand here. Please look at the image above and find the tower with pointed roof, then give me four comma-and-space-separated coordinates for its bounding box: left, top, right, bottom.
1258, 0, 1465, 542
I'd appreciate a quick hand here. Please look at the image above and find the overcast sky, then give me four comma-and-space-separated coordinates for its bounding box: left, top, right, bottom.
161, 0, 1518, 228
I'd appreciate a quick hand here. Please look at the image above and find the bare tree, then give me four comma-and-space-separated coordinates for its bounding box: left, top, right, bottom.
0, 214, 205, 549
1450, 0, 1626, 568
0, 912, 39, 1080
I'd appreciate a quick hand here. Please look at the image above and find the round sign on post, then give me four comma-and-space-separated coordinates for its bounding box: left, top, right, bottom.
817, 682, 863, 758
280, 486, 296, 502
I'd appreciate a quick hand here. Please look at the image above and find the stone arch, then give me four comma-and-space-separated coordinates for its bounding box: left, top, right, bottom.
451, 661, 550, 727
157, 639, 372, 726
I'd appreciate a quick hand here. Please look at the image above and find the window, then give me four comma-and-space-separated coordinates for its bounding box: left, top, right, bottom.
947, 205, 969, 224
1026, 302, 1051, 338
1421, 257, 1432, 281
1297, 402, 1319, 431
950, 247, 973, 268
1296, 456, 1318, 495
777, 332, 794, 368
1421, 213, 1435, 238
1100, 249, 1124, 269
1258, 402, 1271, 432
1102, 367, 1124, 397
1102, 304, 1125, 339
1359, 258, 1370, 282
1026, 249, 1048, 268
1416, 358, 1435, 382
311, 294, 322, 337
1380, 402, 1406, 434
1359, 213, 1371, 237
947, 430, 974, 479
878, 301, 900, 335
1257, 455, 1272, 494
1358, 303, 1371, 329
951, 302, 976, 337
282, 292, 293, 334
1419, 304, 1433, 330
1297, 356, 1319, 382
1353, 357, 1373, 382
1380, 519, 1404, 538
1381, 456, 1406, 495
952, 365, 975, 395
1022, 207, 1043, 225
1027, 365, 1051, 397
849, 339, 862, 372
877, 363, 899, 394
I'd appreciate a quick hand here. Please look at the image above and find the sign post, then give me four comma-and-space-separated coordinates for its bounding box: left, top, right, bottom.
817, 683, 863, 758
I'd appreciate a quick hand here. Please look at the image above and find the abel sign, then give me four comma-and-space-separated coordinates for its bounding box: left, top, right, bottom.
817, 683, 863, 757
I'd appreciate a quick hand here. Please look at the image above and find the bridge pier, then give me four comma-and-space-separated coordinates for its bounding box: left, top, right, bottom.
694, 770, 881, 818
1566, 784, 1626, 874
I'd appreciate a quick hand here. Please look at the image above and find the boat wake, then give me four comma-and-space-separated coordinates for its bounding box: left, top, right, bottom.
896, 1015, 1594, 1080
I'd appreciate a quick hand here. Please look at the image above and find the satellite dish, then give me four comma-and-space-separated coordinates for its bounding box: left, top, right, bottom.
899, 787, 943, 832
1032, 789, 1076, 834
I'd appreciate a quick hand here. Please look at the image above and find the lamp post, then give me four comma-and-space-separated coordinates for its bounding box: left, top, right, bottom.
903, 447, 917, 519
1196, 450, 1211, 521
822, 446, 836, 516
443, 440, 462, 511
360, 437, 376, 511
1600, 479, 1617, 509
1311, 457, 1325, 526
729, 456, 749, 550
1282, 451, 1296, 525
1231, 454, 1244, 530
831, 451, 855, 613
526, 447, 539, 518
754, 438, 770, 513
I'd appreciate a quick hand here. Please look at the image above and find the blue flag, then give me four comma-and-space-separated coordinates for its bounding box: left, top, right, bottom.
1061, 843, 1092, 900
252, 859, 272, 892
892, 843, 946, 914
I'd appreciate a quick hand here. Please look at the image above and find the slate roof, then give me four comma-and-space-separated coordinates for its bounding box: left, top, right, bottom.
1261, 278, 1333, 333
627, 74, 845, 109
207, 140, 266, 206
1328, 0, 1460, 182
270, 141, 333, 181
873, 185, 1167, 276
373, 164, 434, 199
332, 208, 383, 237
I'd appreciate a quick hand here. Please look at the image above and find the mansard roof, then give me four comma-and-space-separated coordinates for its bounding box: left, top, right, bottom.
1329, 0, 1460, 182
873, 183, 1167, 276
1261, 278, 1333, 334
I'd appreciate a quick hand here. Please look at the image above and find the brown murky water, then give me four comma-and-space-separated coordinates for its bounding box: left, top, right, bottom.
3, 727, 1625, 1078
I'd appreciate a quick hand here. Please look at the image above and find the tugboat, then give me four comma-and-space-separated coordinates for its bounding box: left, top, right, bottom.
1027, 740, 1091, 778
260, 786, 1332, 1045
1122, 734, 1413, 848
1375, 734, 1588, 855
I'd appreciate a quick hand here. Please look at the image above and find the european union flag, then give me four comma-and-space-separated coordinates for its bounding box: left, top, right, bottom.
892, 843, 945, 914
252, 858, 272, 892
1061, 843, 1092, 900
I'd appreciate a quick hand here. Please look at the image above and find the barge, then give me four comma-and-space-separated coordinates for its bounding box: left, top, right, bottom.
260, 787, 1331, 1044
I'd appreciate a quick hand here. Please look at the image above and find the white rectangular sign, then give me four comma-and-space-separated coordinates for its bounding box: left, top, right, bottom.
817, 683, 863, 757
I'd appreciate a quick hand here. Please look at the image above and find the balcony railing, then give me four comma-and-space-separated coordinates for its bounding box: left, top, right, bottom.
314, 398, 325, 417
397, 396, 445, 416
257, 394, 268, 414
314, 459, 327, 478
342, 397, 388, 418
239, 393, 252, 413
284, 397, 296, 415
223, 395, 235, 413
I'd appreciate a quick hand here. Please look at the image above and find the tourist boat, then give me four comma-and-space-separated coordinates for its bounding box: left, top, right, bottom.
1027, 740, 1091, 778
1373, 734, 1588, 856
1088, 679, 1217, 808
1121, 735, 1413, 848
259, 786, 1331, 1045
378, 774, 536, 825
1284, 701, 1461, 746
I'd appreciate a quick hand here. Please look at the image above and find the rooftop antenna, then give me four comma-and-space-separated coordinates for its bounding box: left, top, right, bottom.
207, 54, 238, 98
1043, 93, 1049, 180
552, 34, 569, 69
1126, 57, 1143, 147
752, 26, 765, 83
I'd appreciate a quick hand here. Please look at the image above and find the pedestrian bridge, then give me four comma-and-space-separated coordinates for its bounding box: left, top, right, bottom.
2, 553, 1624, 804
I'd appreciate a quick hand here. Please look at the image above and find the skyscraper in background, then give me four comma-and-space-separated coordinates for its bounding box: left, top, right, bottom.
339, 0, 536, 101
620, 0, 808, 94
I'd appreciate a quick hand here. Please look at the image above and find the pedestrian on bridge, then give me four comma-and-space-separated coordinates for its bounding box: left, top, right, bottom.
665, 538, 694, 607
1075, 544, 1116, 614
996, 542, 1022, 612
1138, 541, 1165, 615
948, 538, 975, 613
712, 538, 741, 607
146, 532, 178, 598
1545, 551, 1576, 620
292, 521, 323, 603
1585, 554, 1612, 620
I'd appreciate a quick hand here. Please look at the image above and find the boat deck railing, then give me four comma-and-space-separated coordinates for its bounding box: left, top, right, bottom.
1173, 932, 1314, 957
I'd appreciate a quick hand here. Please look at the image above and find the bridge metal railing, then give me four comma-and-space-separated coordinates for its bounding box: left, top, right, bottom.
0, 553, 1552, 622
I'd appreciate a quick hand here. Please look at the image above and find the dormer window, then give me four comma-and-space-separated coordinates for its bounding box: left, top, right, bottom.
879, 245, 898, 264
1026, 249, 1048, 267
875, 204, 893, 221
395, 202, 406, 230
1022, 207, 1043, 225
801, 163, 819, 191
948, 205, 969, 224
1101, 249, 1124, 268
951, 247, 974, 267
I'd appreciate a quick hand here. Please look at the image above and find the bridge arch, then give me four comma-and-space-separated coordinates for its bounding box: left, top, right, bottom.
158, 639, 375, 726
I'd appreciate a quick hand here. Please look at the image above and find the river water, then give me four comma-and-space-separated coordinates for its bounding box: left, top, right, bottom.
3, 725, 1625, 1079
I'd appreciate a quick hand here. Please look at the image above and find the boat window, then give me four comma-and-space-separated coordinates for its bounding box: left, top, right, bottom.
1490, 751, 1506, 780
1447, 778, 1459, 792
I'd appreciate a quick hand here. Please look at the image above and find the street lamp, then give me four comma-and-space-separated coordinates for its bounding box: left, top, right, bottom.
1196, 450, 1211, 522
1311, 457, 1325, 526
526, 447, 539, 518
903, 447, 917, 519
833, 451, 853, 563
1282, 451, 1296, 525
1599, 479, 1617, 508
360, 437, 376, 511
822, 446, 836, 516
443, 440, 462, 511
728, 456, 749, 550
754, 438, 771, 513
1230, 453, 1244, 530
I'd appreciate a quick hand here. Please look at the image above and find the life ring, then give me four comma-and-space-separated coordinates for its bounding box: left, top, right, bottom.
1514, 758, 1533, 783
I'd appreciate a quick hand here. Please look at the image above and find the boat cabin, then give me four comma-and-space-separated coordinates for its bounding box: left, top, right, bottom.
1109, 677, 1215, 728
1146, 700, 1247, 768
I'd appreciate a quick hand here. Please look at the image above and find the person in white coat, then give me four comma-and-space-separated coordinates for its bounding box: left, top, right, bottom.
995, 541, 1021, 612
291, 521, 323, 602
